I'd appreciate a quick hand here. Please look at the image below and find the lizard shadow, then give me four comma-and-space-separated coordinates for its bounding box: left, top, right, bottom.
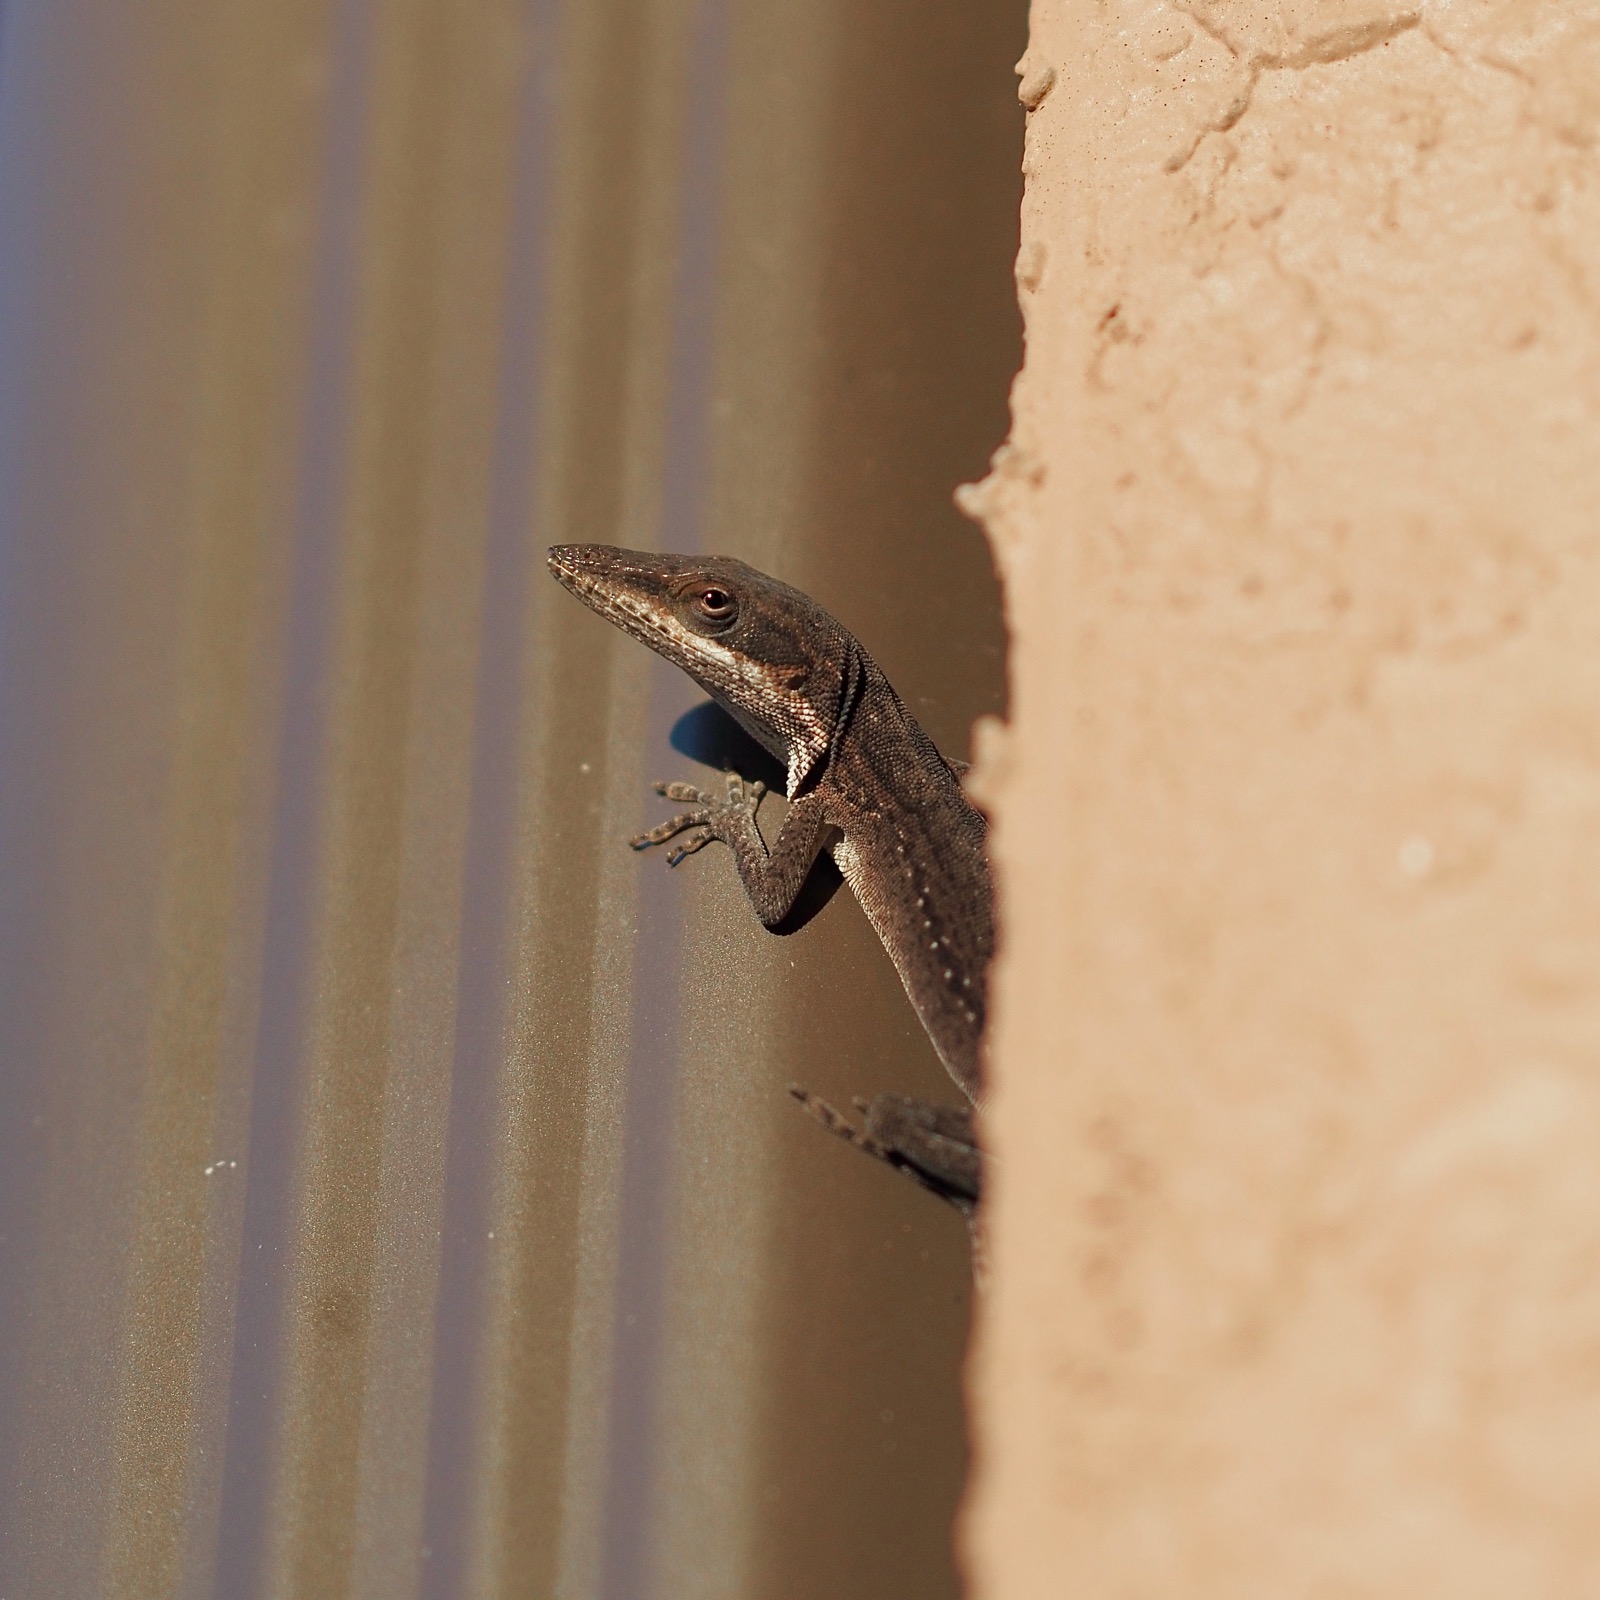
669, 701, 845, 935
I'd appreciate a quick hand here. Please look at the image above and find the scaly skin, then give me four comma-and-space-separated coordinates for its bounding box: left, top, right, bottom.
547, 544, 992, 1217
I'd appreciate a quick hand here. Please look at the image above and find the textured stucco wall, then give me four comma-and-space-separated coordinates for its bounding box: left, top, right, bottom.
962, 1, 1600, 1594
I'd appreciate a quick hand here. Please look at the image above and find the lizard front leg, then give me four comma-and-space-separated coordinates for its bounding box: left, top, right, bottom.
632, 773, 834, 927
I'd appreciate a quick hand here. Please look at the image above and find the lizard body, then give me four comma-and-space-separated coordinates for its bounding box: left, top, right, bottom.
547, 544, 991, 1213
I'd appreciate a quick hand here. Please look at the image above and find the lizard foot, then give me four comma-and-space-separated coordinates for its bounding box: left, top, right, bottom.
789, 1085, 894, 1162
788, 1085, 981, 1220
631, 772, 766, 867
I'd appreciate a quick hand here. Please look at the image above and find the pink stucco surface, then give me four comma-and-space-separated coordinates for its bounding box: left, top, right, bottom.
964, 3, 1600, 1593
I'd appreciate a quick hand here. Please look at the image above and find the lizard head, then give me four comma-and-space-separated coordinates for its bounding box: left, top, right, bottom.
547, 544, 858, 796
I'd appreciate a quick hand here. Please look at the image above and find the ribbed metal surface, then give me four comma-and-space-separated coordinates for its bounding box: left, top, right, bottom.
0, 2, 1023, 1596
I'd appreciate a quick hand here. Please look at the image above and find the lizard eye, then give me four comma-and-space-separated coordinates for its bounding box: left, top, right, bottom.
695, 587, 737, 620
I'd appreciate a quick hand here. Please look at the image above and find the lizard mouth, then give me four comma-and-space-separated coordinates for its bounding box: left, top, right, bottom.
547, 546, 680, 653
545, 543, 618, 597
547, 545, 732, 690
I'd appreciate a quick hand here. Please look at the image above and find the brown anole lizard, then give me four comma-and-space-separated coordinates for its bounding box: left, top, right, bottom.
548, 544, 991, 1222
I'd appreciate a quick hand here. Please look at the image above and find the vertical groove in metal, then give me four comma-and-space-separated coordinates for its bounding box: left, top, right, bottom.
0, 6, 59, 1578
415, 5, 562, 1595
597, 1, 732, 1594
210, 1, 373, 1593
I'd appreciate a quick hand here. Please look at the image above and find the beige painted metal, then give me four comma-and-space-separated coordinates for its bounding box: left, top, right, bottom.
0, 2, 1023, 1597
965, 1, 1600, 1596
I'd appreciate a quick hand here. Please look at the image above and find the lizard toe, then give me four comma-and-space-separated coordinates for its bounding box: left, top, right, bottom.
655, 779, 713, 804
722, 771, 766, 806
664, 827, 714, 865
630, 809, 710, 850
788, 1085, 891, 1159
